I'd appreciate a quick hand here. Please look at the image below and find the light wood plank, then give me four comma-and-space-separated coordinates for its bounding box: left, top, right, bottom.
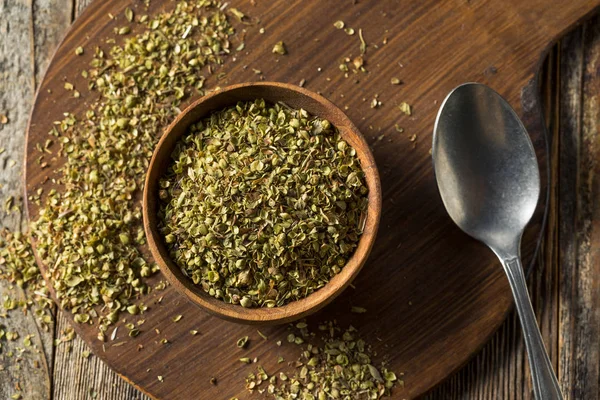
0, 0, 71, 398
32, 0, 74, 86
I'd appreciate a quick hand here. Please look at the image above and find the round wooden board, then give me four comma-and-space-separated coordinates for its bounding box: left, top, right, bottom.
25, 0, 599, 398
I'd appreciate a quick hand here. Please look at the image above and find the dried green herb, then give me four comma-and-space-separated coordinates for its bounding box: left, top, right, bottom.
390, 77, 401, 85
31, 0, 238, 338
237, 336, 249, 348
229, 7, 245, 22
398, 102, 412, 116
358, 28, 367, 55
257, 330, 268, 340
3, 196, 13, 212
370, 97, 381, 109
158, 100, 368, 308
352, 56, 364, 70
125, 7, 134, 22
245, 321, 399, 399
272, 41, 287, 55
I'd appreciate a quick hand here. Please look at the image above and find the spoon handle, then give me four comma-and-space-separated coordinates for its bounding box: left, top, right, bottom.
502, 256, 564, 400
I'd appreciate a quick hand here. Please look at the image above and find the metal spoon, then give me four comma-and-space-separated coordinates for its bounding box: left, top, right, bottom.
432, 83, 563, 400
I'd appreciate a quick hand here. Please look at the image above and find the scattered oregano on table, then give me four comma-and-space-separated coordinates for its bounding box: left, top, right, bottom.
158, 100, 368, 308
0, 230, 53, 330
30, 0, 237, 339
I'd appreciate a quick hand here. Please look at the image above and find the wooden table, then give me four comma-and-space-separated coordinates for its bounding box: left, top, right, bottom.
1, 1, 598, 399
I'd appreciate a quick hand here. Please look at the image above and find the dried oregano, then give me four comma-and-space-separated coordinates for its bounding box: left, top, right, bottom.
0, 229, 53, 330
158, 100, 368, 308
245, 321, 399, 399
30, 0, 237, 338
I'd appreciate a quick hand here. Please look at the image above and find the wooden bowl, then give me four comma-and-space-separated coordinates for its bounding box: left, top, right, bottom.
143, 82, 382, 324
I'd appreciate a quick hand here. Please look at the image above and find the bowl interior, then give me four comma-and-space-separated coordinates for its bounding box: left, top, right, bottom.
143, 82, 381, 324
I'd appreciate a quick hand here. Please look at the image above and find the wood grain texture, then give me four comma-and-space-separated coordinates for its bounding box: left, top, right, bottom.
22, 0, 600, 399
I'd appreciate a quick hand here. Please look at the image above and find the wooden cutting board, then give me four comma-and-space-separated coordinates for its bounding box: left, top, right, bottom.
24, 0, 600, 398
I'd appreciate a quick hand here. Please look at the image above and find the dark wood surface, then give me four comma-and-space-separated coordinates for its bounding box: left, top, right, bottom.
0, 0, 598, 399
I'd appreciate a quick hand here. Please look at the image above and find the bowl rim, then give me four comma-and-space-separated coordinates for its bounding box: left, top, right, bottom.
143, 81, 382, 324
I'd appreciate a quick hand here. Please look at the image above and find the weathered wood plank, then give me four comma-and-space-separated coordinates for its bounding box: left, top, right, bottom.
556, 25, 585, 400
558, 16, 600, 400
0, 0, 71, 398
32, 0, 73, 86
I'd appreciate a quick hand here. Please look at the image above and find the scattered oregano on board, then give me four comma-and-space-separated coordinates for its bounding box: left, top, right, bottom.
244, 320, 399, 399
30, 0, 237, 339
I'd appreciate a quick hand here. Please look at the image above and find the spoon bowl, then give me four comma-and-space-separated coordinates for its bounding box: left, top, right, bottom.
432, 83, 540, 255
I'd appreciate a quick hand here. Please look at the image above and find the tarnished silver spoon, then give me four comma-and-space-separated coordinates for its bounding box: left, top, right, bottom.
432, 83, 563, 400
